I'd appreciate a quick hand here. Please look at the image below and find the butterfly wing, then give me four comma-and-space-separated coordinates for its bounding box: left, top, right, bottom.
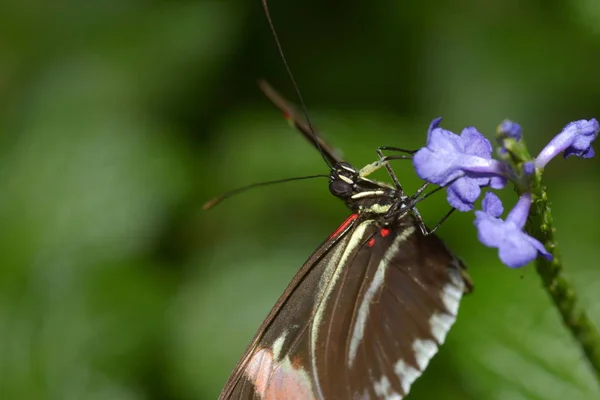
220, 215, 470, 400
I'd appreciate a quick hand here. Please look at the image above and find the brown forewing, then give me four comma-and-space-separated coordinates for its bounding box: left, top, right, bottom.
220, 215, 470, 400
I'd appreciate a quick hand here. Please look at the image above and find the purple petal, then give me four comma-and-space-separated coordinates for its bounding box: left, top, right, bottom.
489, 174, 508, 189
481, 192, 503, 217
461, 158, 507, 176
497, 234, 539, 268
474, 211, 505, 247
506, 193, 532, 229
498, 120, 523, 141
412, 147, 463, 185
536, 118, 599, 168
525, 236, 553, 260
564, 144, 595, 159
427, 117, 443, 137
447, 177, 482, 211
523, 161, 535, 176
461, 127, 493, 158
426, 126, 464, 153
473, 193, 553, 268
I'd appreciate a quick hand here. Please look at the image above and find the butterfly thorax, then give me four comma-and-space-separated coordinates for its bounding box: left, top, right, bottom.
329, 162, 408, 220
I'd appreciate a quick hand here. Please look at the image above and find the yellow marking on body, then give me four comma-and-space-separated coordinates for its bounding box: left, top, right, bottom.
367, 203, 392, 214
351, 190, 385, 199
339, 175, 354, 184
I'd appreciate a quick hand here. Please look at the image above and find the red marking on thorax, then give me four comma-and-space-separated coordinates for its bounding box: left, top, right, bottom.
380, 228, 390, 237
367, 237, 376, 247
329, 213, 359, 240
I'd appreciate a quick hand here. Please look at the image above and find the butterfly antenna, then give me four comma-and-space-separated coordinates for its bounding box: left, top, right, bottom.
261, 0, 333, 169
203, 174, 329, 210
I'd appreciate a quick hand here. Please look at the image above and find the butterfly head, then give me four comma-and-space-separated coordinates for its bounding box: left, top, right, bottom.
328, 162, 358, 198
329, 162, 400, 215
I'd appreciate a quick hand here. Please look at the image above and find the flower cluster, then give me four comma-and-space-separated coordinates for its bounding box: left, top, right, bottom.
412, 117, 599, 268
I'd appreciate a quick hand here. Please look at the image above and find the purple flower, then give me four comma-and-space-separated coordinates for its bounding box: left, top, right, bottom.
498, 119, 522, 141
535, 119, 599, 168
523, 161, 535, 176
474, 192, 552, 268
413, 118, 507, 211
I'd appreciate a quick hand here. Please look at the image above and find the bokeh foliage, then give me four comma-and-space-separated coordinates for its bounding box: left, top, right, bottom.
1, 1, 599, 399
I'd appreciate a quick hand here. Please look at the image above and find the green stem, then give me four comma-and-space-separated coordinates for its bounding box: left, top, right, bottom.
527, 172, 600, 384
501, 130, 600, 382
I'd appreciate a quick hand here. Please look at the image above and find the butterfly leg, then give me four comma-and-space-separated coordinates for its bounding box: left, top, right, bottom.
377, 146, 418, 155
358, 154, 412, 177
373, 147, 414, 191
406, 183, 457, 235
358, 147, 415, 188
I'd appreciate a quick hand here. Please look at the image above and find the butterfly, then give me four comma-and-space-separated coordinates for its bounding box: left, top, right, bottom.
216, 79, 473, 400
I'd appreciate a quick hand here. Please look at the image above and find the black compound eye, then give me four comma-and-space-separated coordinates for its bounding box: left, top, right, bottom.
329, 179, 353, 197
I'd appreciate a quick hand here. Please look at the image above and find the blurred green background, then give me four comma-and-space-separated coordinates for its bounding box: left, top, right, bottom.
1, 0, 599, 399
